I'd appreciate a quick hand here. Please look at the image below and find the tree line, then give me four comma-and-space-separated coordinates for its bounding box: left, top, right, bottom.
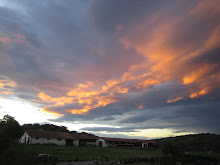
0, 114, 72, 154
1, 114, 220, 158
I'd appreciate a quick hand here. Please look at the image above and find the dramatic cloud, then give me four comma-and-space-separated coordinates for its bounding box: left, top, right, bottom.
0, 0, 220, 138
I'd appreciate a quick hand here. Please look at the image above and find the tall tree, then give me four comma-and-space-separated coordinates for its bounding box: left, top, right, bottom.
0, 115, 23, 139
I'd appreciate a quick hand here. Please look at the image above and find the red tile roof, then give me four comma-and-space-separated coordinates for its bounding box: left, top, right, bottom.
25, 130, 98, 140
100, 137, 155, 143
77, 133, 98, 139
25, 130, 154, 143
26, 130, 77, 139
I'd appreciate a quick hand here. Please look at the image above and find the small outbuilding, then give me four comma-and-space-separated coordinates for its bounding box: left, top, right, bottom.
96, 137, 156, 148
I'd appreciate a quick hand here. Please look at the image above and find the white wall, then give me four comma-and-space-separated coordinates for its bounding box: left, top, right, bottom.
73, 140, 79, 146
31, 137, 66, 146
19, 131, 66, 145
96, 139, 108, 147
142, 143, 148, 148
20, 131, 101, 146
19, 132, 31, 144
86, 141, 97, 146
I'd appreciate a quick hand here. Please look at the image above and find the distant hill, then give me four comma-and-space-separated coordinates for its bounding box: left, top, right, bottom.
156, 133, 220, 153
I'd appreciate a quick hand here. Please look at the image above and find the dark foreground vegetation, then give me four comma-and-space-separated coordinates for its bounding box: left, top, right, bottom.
0, 143, 220, 165
0, 144, 162, 164
1, 115, 220, 165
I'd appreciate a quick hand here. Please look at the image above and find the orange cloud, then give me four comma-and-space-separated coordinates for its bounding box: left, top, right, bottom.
138, 105, 144, 109
0, 79, 16, 96
75, 94, 116, 114
118, 88, 129, 94
137, 79, 160, 88
38, 92, 74, 105
38, 68, 144, 115
0, 91, 12, 95
70, 108, 89, 114
78, 81, 94, 88
67, 88, 100, 97
39, 80, 119, 115
118, 0, 220, 102
66, 82, 99, 97
182, 65, 216, 85
167, 97, 183, 103
41, 107, 65, 116
190, 0, 220, 19
0, 32, 27, 46
0, 37, 11, 44
41, 71, 159, 115
190, 89, 208, 98
37, 0, 220, 115
0, 80, 16, 88
67, 95, 117, 114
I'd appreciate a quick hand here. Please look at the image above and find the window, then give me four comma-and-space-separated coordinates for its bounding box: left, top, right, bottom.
47, 138, 50, 140
58, 139, 61, 141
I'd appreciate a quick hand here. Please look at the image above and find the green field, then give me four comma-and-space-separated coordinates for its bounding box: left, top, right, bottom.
1, 143, 219, 165
0, 143, 162, 164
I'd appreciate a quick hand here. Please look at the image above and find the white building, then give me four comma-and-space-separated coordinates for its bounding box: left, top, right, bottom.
19, 130, 98, 146
20, 130, 156, 148
96, 137, 156, 148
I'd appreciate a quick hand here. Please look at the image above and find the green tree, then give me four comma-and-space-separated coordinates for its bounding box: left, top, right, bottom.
161, 139, 186, 157
0, 114, 23, 139
0, 115, 21, 155
22, 123, 69, 132
22, 123, 41, 130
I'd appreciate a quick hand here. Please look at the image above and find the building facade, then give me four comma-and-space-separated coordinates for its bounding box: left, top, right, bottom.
19, 130, 156, 148
19, 130, 97, 146
96, 137, 156, 148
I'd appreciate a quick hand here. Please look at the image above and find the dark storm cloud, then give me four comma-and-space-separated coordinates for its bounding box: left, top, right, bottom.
0, 5, 55, 84
3, 0, 143, 89
118, 102, 220, 133
187, 47, 220, 65
0, 6, 26, 34
0, 0, 93, 96
97, 116, 115, 121
50, 106, 122, 123
88, 0, 174, 33
0, 6, 44, 48
91, 132, 147, 140
80, 101, 220, 134
50, 80, 220, 134
80, 126, 137, 133
74, 90, 220, 133
118, 114, 155, 124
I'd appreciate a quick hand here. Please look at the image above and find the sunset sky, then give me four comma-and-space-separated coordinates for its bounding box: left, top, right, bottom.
0, 0, 220, 139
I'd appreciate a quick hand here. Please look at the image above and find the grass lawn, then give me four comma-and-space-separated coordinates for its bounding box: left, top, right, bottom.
0, 143, 162, 164
188, 151, 220, 158
1, 144, 219, 165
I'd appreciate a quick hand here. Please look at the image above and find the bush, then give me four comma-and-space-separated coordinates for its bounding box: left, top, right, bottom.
0, 129, 10, 154
160, 140, 186, 157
